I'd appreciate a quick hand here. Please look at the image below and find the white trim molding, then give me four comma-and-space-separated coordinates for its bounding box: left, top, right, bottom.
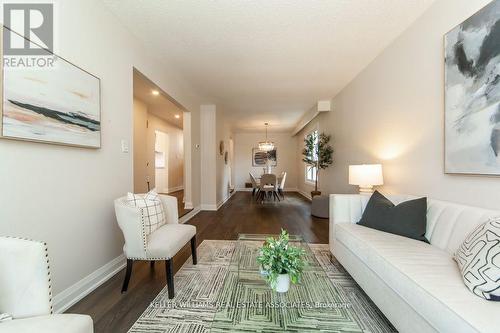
297, 189, 313, 201
184, 201, 194, 210
217, 190, 235, 209
200, 204, 217, 211
179, 206, 201, 224
168, 185, 184, 193
53, 254, 126, 314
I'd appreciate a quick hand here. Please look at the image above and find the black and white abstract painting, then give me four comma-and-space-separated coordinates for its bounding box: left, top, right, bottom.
445, 0, 500, 175
1, 30, 101, 148
252, 148, 277, 167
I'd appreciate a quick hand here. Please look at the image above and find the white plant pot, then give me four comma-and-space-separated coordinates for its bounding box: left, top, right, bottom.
276, 274, 290, 293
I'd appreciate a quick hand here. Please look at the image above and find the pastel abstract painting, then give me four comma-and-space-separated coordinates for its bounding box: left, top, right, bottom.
445, 0, 500, 175
2, 36, 101, 148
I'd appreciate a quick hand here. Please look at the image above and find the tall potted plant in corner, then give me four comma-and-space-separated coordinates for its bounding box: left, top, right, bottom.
302, 132, 333, 198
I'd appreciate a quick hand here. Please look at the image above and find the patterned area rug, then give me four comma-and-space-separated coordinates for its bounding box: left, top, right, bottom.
129, 240, 396, 332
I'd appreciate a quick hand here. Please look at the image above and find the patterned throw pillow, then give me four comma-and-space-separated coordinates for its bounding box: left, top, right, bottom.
454, 217, 500, 301
126, 190, 166, 235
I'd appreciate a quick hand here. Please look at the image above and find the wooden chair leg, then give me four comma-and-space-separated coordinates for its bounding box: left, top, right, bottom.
165, 259, 174, 299
150, 261, 155, 269
191, 235, 198, 265
121, 259, 133, 293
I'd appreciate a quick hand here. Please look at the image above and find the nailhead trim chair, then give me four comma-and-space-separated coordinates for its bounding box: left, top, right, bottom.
0, 236, 93, 333
114, 194, 197, 299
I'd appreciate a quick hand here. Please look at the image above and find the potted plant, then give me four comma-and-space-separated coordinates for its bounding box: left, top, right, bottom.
302, 132, 333, 198
256, 230, 306, 293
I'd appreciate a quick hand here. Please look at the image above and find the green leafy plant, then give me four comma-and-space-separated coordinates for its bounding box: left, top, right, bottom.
302, 132, 334, 194
256, 229, 306, 290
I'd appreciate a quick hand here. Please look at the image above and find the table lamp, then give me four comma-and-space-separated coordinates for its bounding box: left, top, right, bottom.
349, 164, 384, 194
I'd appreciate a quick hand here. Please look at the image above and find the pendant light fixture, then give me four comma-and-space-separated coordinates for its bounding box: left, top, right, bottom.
258, 123, 274, 151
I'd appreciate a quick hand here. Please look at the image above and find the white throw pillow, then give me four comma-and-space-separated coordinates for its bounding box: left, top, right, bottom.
454, 217, 500, 301
126, 190, 166, 235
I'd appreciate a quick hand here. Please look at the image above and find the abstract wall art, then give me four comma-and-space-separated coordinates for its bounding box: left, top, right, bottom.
1, 27, 101, 148
252, 148, 277, 167
444, 0, 500, 175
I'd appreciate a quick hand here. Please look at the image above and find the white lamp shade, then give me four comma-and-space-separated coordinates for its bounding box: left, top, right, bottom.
349, 164, 384, 186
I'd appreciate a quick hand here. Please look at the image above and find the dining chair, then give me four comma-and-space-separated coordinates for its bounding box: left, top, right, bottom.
278, 172, 287, 199
249, 173, 260, 196
258, 173, 280, 202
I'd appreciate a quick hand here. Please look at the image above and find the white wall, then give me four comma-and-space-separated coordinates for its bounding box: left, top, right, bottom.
200, 105, 217, 209
216, 113, 233, 206
234, 132, 298, 190
0, 0, 204, 303
296, 0, 500, 209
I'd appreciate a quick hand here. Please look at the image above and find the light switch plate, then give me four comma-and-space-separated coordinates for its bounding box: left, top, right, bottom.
121, 140, 129, 153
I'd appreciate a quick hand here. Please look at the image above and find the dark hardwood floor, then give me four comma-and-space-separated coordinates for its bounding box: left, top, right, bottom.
68, 191, 329, 332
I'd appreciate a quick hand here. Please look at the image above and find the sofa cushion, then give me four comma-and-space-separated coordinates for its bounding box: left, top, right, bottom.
147, 224, 196, 259
335, 223, 500, 333
455, 217, 500, 301
358, 191, 428, 242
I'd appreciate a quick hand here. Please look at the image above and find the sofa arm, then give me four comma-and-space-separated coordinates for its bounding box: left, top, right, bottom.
0, 237, 52, 319
114, 199, 147, 259
329, 194, 368, 225
159, 195, 179, 224
329, 194, 369, 251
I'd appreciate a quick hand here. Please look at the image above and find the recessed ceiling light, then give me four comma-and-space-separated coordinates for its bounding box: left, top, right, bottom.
174, 114, 180, 119
152, 90, 160, 96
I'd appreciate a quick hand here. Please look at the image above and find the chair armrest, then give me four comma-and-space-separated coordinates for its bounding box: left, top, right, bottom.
0, 314, 93, 333
0, 237, 52, 319
114, 199, 147, 259
159, 195, 179, 224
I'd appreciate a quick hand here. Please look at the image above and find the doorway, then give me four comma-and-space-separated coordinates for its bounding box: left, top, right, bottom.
154, 130, 169, 193
132, 69, 192, 217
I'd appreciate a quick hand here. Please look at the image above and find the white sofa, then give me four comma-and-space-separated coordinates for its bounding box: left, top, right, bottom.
329, 194, 500, 333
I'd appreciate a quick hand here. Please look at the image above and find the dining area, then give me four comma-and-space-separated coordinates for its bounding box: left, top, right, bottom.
249, 171, 287, 203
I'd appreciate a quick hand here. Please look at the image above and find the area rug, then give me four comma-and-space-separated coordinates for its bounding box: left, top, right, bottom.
128, 240, 396, 333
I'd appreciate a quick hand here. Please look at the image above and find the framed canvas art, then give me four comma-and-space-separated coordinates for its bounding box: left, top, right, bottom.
444, 1, 500, 175
252, 148, 277, 167
1, 26, 101, 148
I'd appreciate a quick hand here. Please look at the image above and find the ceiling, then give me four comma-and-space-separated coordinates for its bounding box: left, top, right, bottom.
107, 0, 435, 132
133, 70, 184, 129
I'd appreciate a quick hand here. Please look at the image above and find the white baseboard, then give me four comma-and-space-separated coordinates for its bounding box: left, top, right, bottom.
184, 201, 194, 209
200, 204, 217, 211
179, 206, 200, 224
53, 254, 126, 314
297, 189, 312, 201
217, 191, 234, 209
168, 186, 184, 193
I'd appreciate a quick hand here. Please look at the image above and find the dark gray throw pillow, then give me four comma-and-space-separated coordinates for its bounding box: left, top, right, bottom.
358, 191, 428, 242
